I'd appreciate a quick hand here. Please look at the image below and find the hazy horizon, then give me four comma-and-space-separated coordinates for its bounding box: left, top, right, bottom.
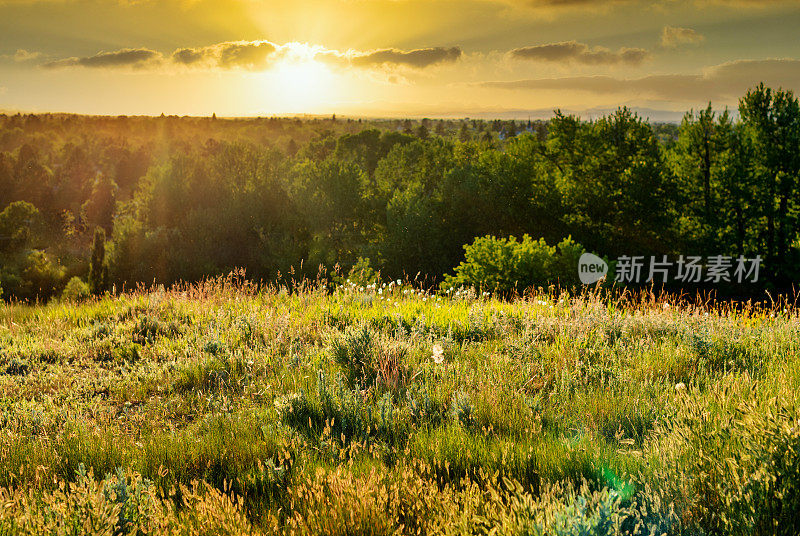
0, 106, 693, 123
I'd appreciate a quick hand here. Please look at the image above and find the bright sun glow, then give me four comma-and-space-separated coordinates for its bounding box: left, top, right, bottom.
265, 45, 337, 113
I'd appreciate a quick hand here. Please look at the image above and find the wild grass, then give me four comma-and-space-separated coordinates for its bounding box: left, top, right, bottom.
0, 277, 799, 534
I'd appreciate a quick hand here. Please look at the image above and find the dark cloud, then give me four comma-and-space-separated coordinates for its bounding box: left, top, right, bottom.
218, 41, 277, 69
171, 41, 278, 69
43, 48, 161, 69
170, 42, 459, 71
171, 47, 205, 65
346, 47, 462, 68
480, 58, 800, 102
661, 26, 705, 47
510, 0, 629, 6
38, 41, 461, 72
510, 41, 649, 66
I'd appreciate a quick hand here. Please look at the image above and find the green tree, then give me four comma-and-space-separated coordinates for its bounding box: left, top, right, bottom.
0, 153, 15, 208
21, 250, 66, 301
290, 157, 365, 269
0, 201, 39, 252
88, 227, 109, 295
670, 104, 740, 253
739, 84, 800, 282
82, 173, 118, 234
549, 108, 676, 257
14, 144, 53, 212
459, 122, 471, 142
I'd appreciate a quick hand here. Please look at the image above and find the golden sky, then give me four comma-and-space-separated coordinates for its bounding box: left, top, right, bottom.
2, 0, 800, 118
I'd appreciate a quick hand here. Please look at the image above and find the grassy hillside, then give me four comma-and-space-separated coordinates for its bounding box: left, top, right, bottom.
1, 277, 799, 535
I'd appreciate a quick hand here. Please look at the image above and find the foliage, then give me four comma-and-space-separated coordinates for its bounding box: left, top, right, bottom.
0, 201, 39, 253
1, 86, 799, 300
61, 276, 90, 301
443, 235, 586, 294
89, 227, 109, 295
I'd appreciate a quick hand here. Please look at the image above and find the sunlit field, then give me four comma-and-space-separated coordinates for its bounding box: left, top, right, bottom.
1, 276, 798, 535
5, 0, 800, 532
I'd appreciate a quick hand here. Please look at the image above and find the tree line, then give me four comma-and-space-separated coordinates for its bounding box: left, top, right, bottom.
0, 83, 798, 300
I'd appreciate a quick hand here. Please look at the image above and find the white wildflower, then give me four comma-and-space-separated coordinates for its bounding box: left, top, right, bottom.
432, 344, 445, 364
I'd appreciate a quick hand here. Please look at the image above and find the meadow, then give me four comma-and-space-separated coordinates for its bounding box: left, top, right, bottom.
0, 275, 798, 535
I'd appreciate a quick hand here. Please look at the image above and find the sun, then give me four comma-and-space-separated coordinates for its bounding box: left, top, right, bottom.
266, 53, 336, 113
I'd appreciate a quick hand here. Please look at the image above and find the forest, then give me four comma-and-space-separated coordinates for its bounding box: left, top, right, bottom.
1, 83, 798, 301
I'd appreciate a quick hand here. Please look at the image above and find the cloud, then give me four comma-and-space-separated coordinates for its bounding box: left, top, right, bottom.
348, 47, 462, 68
13, 49, 41, 62
480, 58, 800, 103
38, 40, 460, 73
510, 41, 649, 66
178, 42, 462, 71
661, 26, 705, 47
171, 40, 278, 70
171, 48, 205, 66
42, 48, 162, 69
510, 0, 628, 6
317, 46, 462, 69
218, 41, 277, 69
0, 49, 42, 63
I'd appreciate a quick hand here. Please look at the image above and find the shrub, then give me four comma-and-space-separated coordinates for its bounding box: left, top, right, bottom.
690, 332, 763, 374
442, 235, 587, 294
203, 339, 225, 355
4, 358, 29, 376
405, 384, 442, 426
329, 325, 409, 391
330, 324, 376, 387
90, 337, 141, 364
339, 256, 380, 287
316, 371, 372, 444
450, 390, 475, 427
175, 353, 252, 392
132, 314, 179, 344
62, 276, 91, 302
13, 250, 66, 301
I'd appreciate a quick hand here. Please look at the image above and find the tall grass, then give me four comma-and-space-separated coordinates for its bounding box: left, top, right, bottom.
0, 275, 798, 534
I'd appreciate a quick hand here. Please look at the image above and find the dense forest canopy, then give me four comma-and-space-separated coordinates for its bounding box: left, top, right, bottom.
0, 83, 798, 301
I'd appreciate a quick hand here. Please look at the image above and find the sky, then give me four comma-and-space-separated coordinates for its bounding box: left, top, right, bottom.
2, 0, 800, 119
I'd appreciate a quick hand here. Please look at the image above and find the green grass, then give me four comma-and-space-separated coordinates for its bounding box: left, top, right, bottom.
1, 279, 799, 534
